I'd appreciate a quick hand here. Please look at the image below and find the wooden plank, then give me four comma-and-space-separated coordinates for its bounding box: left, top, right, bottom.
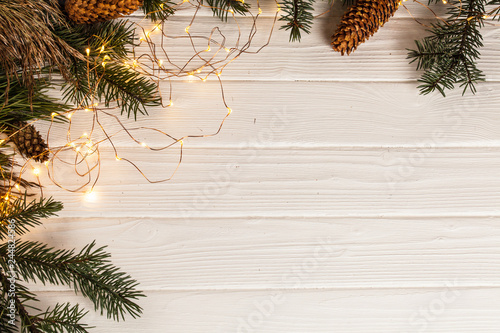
24, 216, 500, 290
31, 288, 500, 332
126, 16, 500, 82
38, 81, 500, 148
27, 147, 500, 218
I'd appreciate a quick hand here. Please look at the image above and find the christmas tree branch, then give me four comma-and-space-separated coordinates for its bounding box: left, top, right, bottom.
279, 0, 315, 42
408, 0, 486, 95
141, 0, 177, 21
0, 196, 63, 240
204, 0, 251, 21
4, 240, 144, 321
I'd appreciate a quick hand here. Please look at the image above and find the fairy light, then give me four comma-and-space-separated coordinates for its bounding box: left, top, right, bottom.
32, 168, 40, 176
21, 0, 283, 195
277, 3, 281, 12
51, 112, 57, 118
84, 189, 97, 202
14, 184, 20, 191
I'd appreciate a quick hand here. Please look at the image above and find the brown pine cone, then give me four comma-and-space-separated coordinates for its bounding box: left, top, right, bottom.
332, 0, 400, 55
65, 0, 143, 24
10, 122, 49, 163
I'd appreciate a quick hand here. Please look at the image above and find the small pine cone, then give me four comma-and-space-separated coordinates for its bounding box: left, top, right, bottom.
65, 0, 143, 24
331, 0, 400, 55
11, 122, 49, 163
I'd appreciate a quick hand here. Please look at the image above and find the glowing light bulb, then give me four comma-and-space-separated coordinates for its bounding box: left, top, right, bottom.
179, 140, 184, 145
51, 112, 57, 118
168, 100, 174, 107
216, 72, 222, 77
205, 46, 211, 52
258, 7, 262, 14
159, 59, 163, 67
14, 184, 20, 190
32, 168, 40, 176
0, 140, 4, 145
227, 107, 232, 115
185, 26, 190, 34
116, 156, 122, 161
44, 161, 49, 167
228, 9, 234, 14
82, 132, 88, 138
277, 4, 281, 12
100, 45, 105, 53
202, 78, 207, 82
84, 190, 97, 202
86, 48, 90, 56
224, 47, 230, 53
66, 113, 73, 119
141, 142, 148, 148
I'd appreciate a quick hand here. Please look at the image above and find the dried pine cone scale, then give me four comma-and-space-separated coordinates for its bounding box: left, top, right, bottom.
10, 122, 49, 163
65, 0, 143, 24
332, 0, 400, 55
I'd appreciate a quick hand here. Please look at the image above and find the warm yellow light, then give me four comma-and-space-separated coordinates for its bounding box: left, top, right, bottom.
84, 190, 97, 202
224, 47, 230, 53
483, 14, 489, 18
82, 132, 88, 138
277, 3, 281, 12
258, 7, 262, 14
227, 107, 232, 115
66, 113, 73, 119
168, 100, 174, 107
44, 161, 49, 167
0, 140, 5, 145
228, 9, 234, 14
159, 59, 163, 66
216, 72, 222, 77
442, 0, 447, 3
69, 142, 76, 147
116, 156, 122, 161
102, 62, 106, 68
141, 142, 148, 147
86, 48, 90, 56
32, 168, 40, 176
205, 46, 211, 52
14, 184, 20, 190
75, 146, 81, 152
202, 77, 207, 82
179, 140, 184, 145
185, 25, 190, 33
84, 108, 91, 112
100, 45, 105, 53
51, 112, 57, 118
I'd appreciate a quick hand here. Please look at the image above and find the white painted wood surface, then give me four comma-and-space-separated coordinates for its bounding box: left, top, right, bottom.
26, 1, 500, 331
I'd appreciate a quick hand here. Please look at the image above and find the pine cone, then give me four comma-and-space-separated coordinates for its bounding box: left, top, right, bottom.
331, 0, 400, 55
10, 122, 49, 163
65, 0, 143, 24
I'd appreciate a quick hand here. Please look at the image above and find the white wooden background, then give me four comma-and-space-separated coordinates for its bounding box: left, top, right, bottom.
25, 1, 500, 331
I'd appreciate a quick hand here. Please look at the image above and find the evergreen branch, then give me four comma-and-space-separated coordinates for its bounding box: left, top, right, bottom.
0, 196, 62, 240
0, 72, 69, 128
279, 0, 315, 42
407, 0, 486, 96
2, 240, 144, 321
30, 303, 91, 333
141, 0, 177, 21
54, 20, 161, 119
204, 0, 251, 21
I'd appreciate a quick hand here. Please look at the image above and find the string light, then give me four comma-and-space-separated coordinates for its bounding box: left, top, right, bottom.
185, 25, 190, 34
168, 100, 174, 107
32, 168, 40, 176
86, 48, 90, 56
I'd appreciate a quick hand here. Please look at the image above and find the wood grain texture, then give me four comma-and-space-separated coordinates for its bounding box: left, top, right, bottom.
33, 288, 500, 332
40, 81, 500, 148
24, 216, 500, 290
34, 148, 500, 218
23, 5, 500, 332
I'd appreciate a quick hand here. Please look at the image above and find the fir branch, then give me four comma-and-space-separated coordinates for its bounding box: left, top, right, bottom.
0, 196, 62, 240
3, 241, 144, 321
279, 0, 315, 42
0, 72, 69, 128
408, 0, 486, 95
29, 303, 91, 333
141, 0, 176, 21
54, 20, 161, 119
204, 0, 251, 21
